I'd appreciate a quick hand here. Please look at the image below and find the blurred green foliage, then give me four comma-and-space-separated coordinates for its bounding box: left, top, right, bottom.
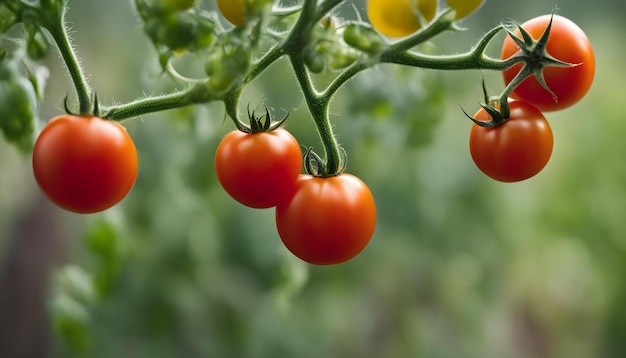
2, 0, 626, 357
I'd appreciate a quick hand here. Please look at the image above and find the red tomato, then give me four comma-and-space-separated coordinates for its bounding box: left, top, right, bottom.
275, 174, 376, 265
501, 15, 595, 112
214, 128, 302, 208
469, 100, 553, 182
32, 115, 138, 213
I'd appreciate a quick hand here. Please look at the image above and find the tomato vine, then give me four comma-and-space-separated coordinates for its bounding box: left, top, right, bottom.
0, 0, 595, 259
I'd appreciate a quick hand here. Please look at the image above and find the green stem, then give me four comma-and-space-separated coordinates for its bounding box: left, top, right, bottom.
390, 9, 456, 52
104, 84, 212, 121
382, 24, 512, 71
322, 61, 370, 101
246, 45, 285, 84
45, 11, 92, 114
290, 55, 341, 175
382, 51, 513, 71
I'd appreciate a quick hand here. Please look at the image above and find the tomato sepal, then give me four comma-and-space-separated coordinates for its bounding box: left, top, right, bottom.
502, 15, 576, 106
302, 146, 347, 178
232, 104, 290, 134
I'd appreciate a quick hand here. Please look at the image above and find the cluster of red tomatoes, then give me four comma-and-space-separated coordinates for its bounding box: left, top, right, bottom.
29, 2, 594, 269
30, 114, 376, 266
214, 126, 376, 266
470, 15, 595, 182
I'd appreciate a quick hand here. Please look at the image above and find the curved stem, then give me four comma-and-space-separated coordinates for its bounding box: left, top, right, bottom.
390, 9, 456, 52
322, 60, 370, 101
382, 24, 513, 71
246, 45, 285, 83
45, 11, 92, 114
289, 55, 341, 175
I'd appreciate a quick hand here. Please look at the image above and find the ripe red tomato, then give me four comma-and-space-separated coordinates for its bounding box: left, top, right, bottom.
214, 128, 302, 208
501, 15, 595, 112
275, 174, 376, 265
32, 115, 138, 213
469, 100, 553, 182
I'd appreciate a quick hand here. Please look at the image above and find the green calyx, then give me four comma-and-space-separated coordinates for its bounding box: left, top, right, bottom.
302, 146, 347, 178
467, 14, 573, 127
234, 104, 290, 134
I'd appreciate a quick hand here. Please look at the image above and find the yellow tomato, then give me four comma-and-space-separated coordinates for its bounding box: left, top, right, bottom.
367, 0, 437, 38
217, 0, 245, 27
446, 0, 484, 20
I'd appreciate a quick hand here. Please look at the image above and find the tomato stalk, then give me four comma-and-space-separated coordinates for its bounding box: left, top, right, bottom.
289, 54, 343, 176
28, 0, 93, 115
103, 82, 217, 121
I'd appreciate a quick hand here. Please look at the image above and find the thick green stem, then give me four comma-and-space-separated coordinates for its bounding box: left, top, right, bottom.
45, 11, 92, 114
104, 84, 212, 121
290, 56, 341, 175
382, 51, 514, 71
381, 24, 511, 71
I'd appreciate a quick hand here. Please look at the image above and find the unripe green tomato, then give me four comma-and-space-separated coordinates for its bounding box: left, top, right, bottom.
203, 49, 223, 77
446, 0, 484, 19
205, 46, 251, 93
145, 12, 197, 51
342, 22, 384, 54
0, 60, 37, 152
192, 15, 216, 50
304, 52, 325, 74
329, 48, 359, 70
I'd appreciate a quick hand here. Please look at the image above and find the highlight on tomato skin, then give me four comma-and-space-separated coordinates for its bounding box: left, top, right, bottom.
469, 100, 553, 183
32, 115, 139, 214
275, 173, 377, 265
501, 15, 595, 112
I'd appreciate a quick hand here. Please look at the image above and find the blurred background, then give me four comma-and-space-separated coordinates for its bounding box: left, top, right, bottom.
1, 0, 626, 357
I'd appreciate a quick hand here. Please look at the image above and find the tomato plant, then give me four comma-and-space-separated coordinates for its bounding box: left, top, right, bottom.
161, 0, 195, 11
501, 15, 595, 112
275, 174, 376, 265
214, 128, 302, 208
367, 0, 437, 38
446, 0, 484, 20
217, 0, 245, 27
469, 100, 553, 182
32, 115, 138, 213
0, 57, 37, 153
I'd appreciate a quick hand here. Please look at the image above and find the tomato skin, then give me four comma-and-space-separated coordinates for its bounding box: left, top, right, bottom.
275, 174, 376, 265
502, 15, 595, 112
367, 0, 437, 38
217, 0, 245, 27
446, 0, 484, 20
32, 115, 138, 213
469, 100, 553, 182
214, 128, 302, 209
